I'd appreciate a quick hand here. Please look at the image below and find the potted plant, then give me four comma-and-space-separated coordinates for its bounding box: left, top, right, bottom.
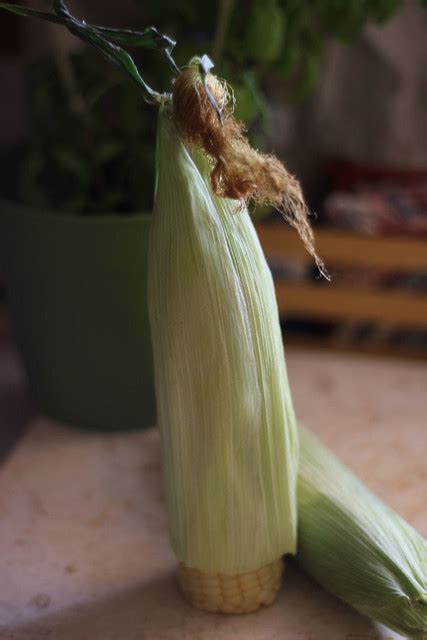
0, 13, 166, 430
0, 0, 410, 430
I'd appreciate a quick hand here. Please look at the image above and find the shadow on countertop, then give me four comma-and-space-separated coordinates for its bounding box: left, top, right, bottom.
0, 565, 384, 640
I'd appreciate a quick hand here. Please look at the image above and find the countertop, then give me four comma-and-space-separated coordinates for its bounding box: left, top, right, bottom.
0, 341, 426, 640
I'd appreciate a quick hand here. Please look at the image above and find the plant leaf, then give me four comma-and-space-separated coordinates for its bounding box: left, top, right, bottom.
93, 25, 174, 50
51, 147, 89, 182
0, 2, 62, 23
92, 25, 179, 73
0, 1, 176, 102
280, 40, 302, 79
72, 27, 162, 102
94, 140, 125, 164
370, 0, 401, 23
53, 0, 69, 16
245, 0, 286, 63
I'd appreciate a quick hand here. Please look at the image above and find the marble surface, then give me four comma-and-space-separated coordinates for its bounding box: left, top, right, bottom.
0, 341, 426, 640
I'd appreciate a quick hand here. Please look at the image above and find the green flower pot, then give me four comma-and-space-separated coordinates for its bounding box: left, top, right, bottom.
0, 200, 156, 430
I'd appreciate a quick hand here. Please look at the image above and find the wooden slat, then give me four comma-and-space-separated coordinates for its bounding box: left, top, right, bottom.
256, 224, 427, 272
284, 334, 427, 361
275, 282, 427, 328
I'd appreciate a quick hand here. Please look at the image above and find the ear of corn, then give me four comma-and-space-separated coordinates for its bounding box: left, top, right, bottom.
148, 106, 298, 578
297, 427, 427, 639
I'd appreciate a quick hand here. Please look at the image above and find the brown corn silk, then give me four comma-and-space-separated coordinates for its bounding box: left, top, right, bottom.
172, 63, 329, 280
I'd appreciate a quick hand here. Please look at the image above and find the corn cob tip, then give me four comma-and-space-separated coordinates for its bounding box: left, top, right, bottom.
178, 559, 284, 614
171, 60, 329, 280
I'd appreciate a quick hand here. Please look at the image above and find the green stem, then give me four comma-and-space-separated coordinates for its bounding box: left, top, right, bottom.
211, 0, 235, 65
0, 1, 176, 105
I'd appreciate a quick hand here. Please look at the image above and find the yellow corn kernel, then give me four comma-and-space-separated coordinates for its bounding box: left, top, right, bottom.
179, 559, 283, 614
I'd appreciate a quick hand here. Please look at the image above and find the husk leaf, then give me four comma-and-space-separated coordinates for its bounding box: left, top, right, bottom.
148, 106, 298, 573
298, 427, 427, 639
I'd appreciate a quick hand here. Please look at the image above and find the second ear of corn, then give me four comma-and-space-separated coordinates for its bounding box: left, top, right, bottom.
148, 105, 298, 595
298, 427, 427, 640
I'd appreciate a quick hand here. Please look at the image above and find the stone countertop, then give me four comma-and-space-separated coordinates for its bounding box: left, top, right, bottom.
0, 341, 426, 640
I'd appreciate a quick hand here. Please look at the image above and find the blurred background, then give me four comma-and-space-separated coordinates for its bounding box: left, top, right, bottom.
0, 4, 426, 634
0, 0, 426, 428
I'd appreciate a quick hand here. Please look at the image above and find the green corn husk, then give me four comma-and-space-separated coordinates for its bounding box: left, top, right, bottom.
298, 427, 427, 639
147, 105, 298, 574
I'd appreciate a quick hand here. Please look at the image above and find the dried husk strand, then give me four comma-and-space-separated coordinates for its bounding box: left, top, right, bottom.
148, 104, 298, 613
297, 427, 427, 639
172, 59, 330, 280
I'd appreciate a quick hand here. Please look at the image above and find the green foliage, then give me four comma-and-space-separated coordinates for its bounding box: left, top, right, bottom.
135, 0, 408, 116
2, 0, 420, 215
0, 1, 177, 102
245, 0, 286, 63
18, 52, 157, 214
232, 71, 264, 123
371, 0, 402, 23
